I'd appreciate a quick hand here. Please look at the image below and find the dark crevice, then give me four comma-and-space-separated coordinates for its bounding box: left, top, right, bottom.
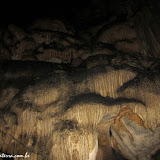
65, 93, 145, 111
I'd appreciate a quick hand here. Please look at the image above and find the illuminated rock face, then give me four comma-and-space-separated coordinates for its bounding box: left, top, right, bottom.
0, 60, 160, 160
0, 1, 160, 159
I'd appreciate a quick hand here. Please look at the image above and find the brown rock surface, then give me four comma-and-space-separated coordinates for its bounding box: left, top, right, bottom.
0, 1, 160, 159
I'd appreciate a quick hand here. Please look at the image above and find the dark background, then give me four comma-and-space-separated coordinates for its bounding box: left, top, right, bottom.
0, 0, 160, 28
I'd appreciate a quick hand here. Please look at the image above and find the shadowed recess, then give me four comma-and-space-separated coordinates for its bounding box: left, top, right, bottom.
65, 93, 145, 110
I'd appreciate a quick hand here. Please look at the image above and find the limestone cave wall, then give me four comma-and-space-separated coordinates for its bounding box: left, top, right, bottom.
0, 0, 160, 159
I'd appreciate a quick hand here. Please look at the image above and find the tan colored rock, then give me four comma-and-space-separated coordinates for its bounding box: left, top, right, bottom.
111, 55, 142, 69
0, 65, 159, 160
66, 36, 82, 45
31, 31, 71, 47
115, 40, 141, 53
0, 87, 19, 110
9, 39, 35, 60
30, 18, 69, 34
98, 24, 137, 43
36, 48, 74, 63
92, 48, 113, 56
83, 55, 109, 69
119, 77, 160, 130
83, 67, 136, 98
81, 48, 113, 61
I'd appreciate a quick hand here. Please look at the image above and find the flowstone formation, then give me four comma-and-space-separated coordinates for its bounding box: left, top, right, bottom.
0, 2, 160, 160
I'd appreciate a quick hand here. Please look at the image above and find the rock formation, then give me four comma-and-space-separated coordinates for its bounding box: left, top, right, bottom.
0, 0, 160, 159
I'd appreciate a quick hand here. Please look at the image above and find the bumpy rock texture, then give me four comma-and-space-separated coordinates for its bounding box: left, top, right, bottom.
0, 1, 160, 160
